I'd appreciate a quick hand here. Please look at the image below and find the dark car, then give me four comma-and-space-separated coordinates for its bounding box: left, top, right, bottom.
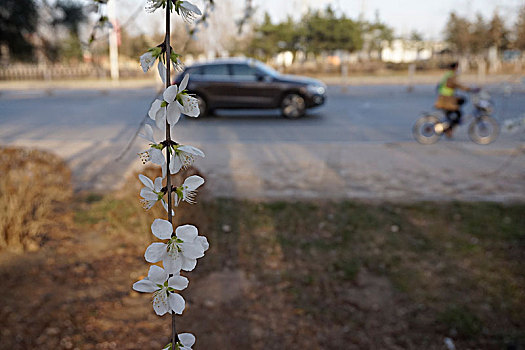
173, 58, 326, 118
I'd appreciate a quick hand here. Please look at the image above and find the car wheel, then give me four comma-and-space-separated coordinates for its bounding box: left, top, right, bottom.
195, 94, 209, 117
281, 93, 306, 119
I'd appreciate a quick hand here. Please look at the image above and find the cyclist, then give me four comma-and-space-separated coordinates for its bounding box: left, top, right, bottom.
434, 62, 478, 137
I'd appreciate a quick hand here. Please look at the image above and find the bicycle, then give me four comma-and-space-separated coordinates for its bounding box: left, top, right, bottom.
413, 90, 500, 145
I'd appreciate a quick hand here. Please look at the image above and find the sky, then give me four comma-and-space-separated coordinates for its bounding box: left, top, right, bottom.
256, 0, 525, 40
110, 0, 525, 41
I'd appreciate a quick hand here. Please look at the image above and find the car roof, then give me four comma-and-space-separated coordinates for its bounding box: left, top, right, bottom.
187, 57, 260, 68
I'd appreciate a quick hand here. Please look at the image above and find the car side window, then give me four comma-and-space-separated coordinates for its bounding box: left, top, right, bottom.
230, 64, 259, 81
202, 64, 230, 79
185, 66, 203, 76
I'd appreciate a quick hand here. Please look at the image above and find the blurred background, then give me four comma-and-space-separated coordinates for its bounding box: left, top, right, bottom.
0, 0, 524, 349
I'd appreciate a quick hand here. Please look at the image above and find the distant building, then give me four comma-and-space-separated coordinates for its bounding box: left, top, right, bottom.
380, 39, 445, 63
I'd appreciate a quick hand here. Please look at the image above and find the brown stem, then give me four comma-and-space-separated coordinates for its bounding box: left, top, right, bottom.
164, 1, 179, 348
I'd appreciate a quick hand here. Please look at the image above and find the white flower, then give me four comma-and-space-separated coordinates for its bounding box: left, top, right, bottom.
138, 124, 166, 174
176, 74, 200, 118
149, 78, 196, 130
162, 333, 196, 350
177, 1, 202, 22
140, 52, 155, 73
139, 125, 204, 177
139, 174, 165, 210
146, 0, 167, 12
140, 47, 162, 73
163, 84, 184, 125
145, 219, 209, 273
132, 265, 188, 316
171, 52, 184, 72
169, 144, 205, 174
138, 146, 165, 168
147, 75, 199, 133
175, 175, 204, 206
180, 94, 200, 117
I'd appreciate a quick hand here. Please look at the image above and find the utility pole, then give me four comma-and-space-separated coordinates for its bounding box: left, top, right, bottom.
108, 0, 120, 82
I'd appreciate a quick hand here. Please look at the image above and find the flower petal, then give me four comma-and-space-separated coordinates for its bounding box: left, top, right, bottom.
183, 175, 204, 191
148, 265, 168, 285
145, 242, 167, 263
163, 85, 178, 103
153, 290, 170, 316
148, 99, 162, 121
132, 279, 158, 293
155, 108, 167, 130
154, 177, 163, 192
170, 155, 183, 174
149, 148, 165, 165
168, 293, 186, 314
181, 241, 205, 259
139, 174, 154, 190
163, 255, 183, 274
181, 1, 201, 15
151, 219, 173, 239
195, 235, 209, 251
140, 187, 157, 200
181, 256, 197, 271
140, 52, 155, 72
179, 145, 205, 157
181, 95, 200, 117
139, 123, 156, 143
166, 101, 182, 125
179, 333, 195, 347
179, 74, 189, 92
158, 60, 166, 84
162, 163, 167, 179
168, 275, 189, 290
175, 224, 198, 241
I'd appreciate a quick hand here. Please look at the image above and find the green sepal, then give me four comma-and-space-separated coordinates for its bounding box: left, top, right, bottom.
150, 46, 163, 58
170, 51, 182, 62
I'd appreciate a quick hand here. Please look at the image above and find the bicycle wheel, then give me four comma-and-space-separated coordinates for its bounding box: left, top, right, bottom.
468, 115, 499, 145
413, 115, 442, 144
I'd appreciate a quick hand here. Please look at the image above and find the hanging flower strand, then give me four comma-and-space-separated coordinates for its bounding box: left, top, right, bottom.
132, 0, 208, 348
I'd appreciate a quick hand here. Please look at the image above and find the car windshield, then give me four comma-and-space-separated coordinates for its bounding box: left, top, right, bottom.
254, 61, 280, 77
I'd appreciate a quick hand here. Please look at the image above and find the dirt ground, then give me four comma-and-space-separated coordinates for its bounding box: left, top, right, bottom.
1, 151, 524, 350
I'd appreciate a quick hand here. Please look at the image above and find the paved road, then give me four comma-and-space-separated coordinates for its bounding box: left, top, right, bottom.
0, 84, 524, 200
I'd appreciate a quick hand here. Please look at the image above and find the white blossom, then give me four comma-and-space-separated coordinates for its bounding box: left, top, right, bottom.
180, 94, 200, 117
175, 175, 204, 206
147, 75, 199, 135
132, 265, 188, 316
145, 219, 209, 273
177, 1, 202, 22
176, 74, 200, 118
138, 124, 166, 174
162, 333, 196, 350
140, 47, 162, 73
169, 144, 205, 174
171, 52, 184, 72
146, 0, 167, 12
139, 174, 165, 210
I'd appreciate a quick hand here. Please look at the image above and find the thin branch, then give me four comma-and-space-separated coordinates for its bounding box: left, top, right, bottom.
164, 2, 179, 347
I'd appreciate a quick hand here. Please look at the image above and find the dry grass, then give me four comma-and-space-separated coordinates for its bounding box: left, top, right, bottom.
0, 147, 71, 251
0, 150, 524, 349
